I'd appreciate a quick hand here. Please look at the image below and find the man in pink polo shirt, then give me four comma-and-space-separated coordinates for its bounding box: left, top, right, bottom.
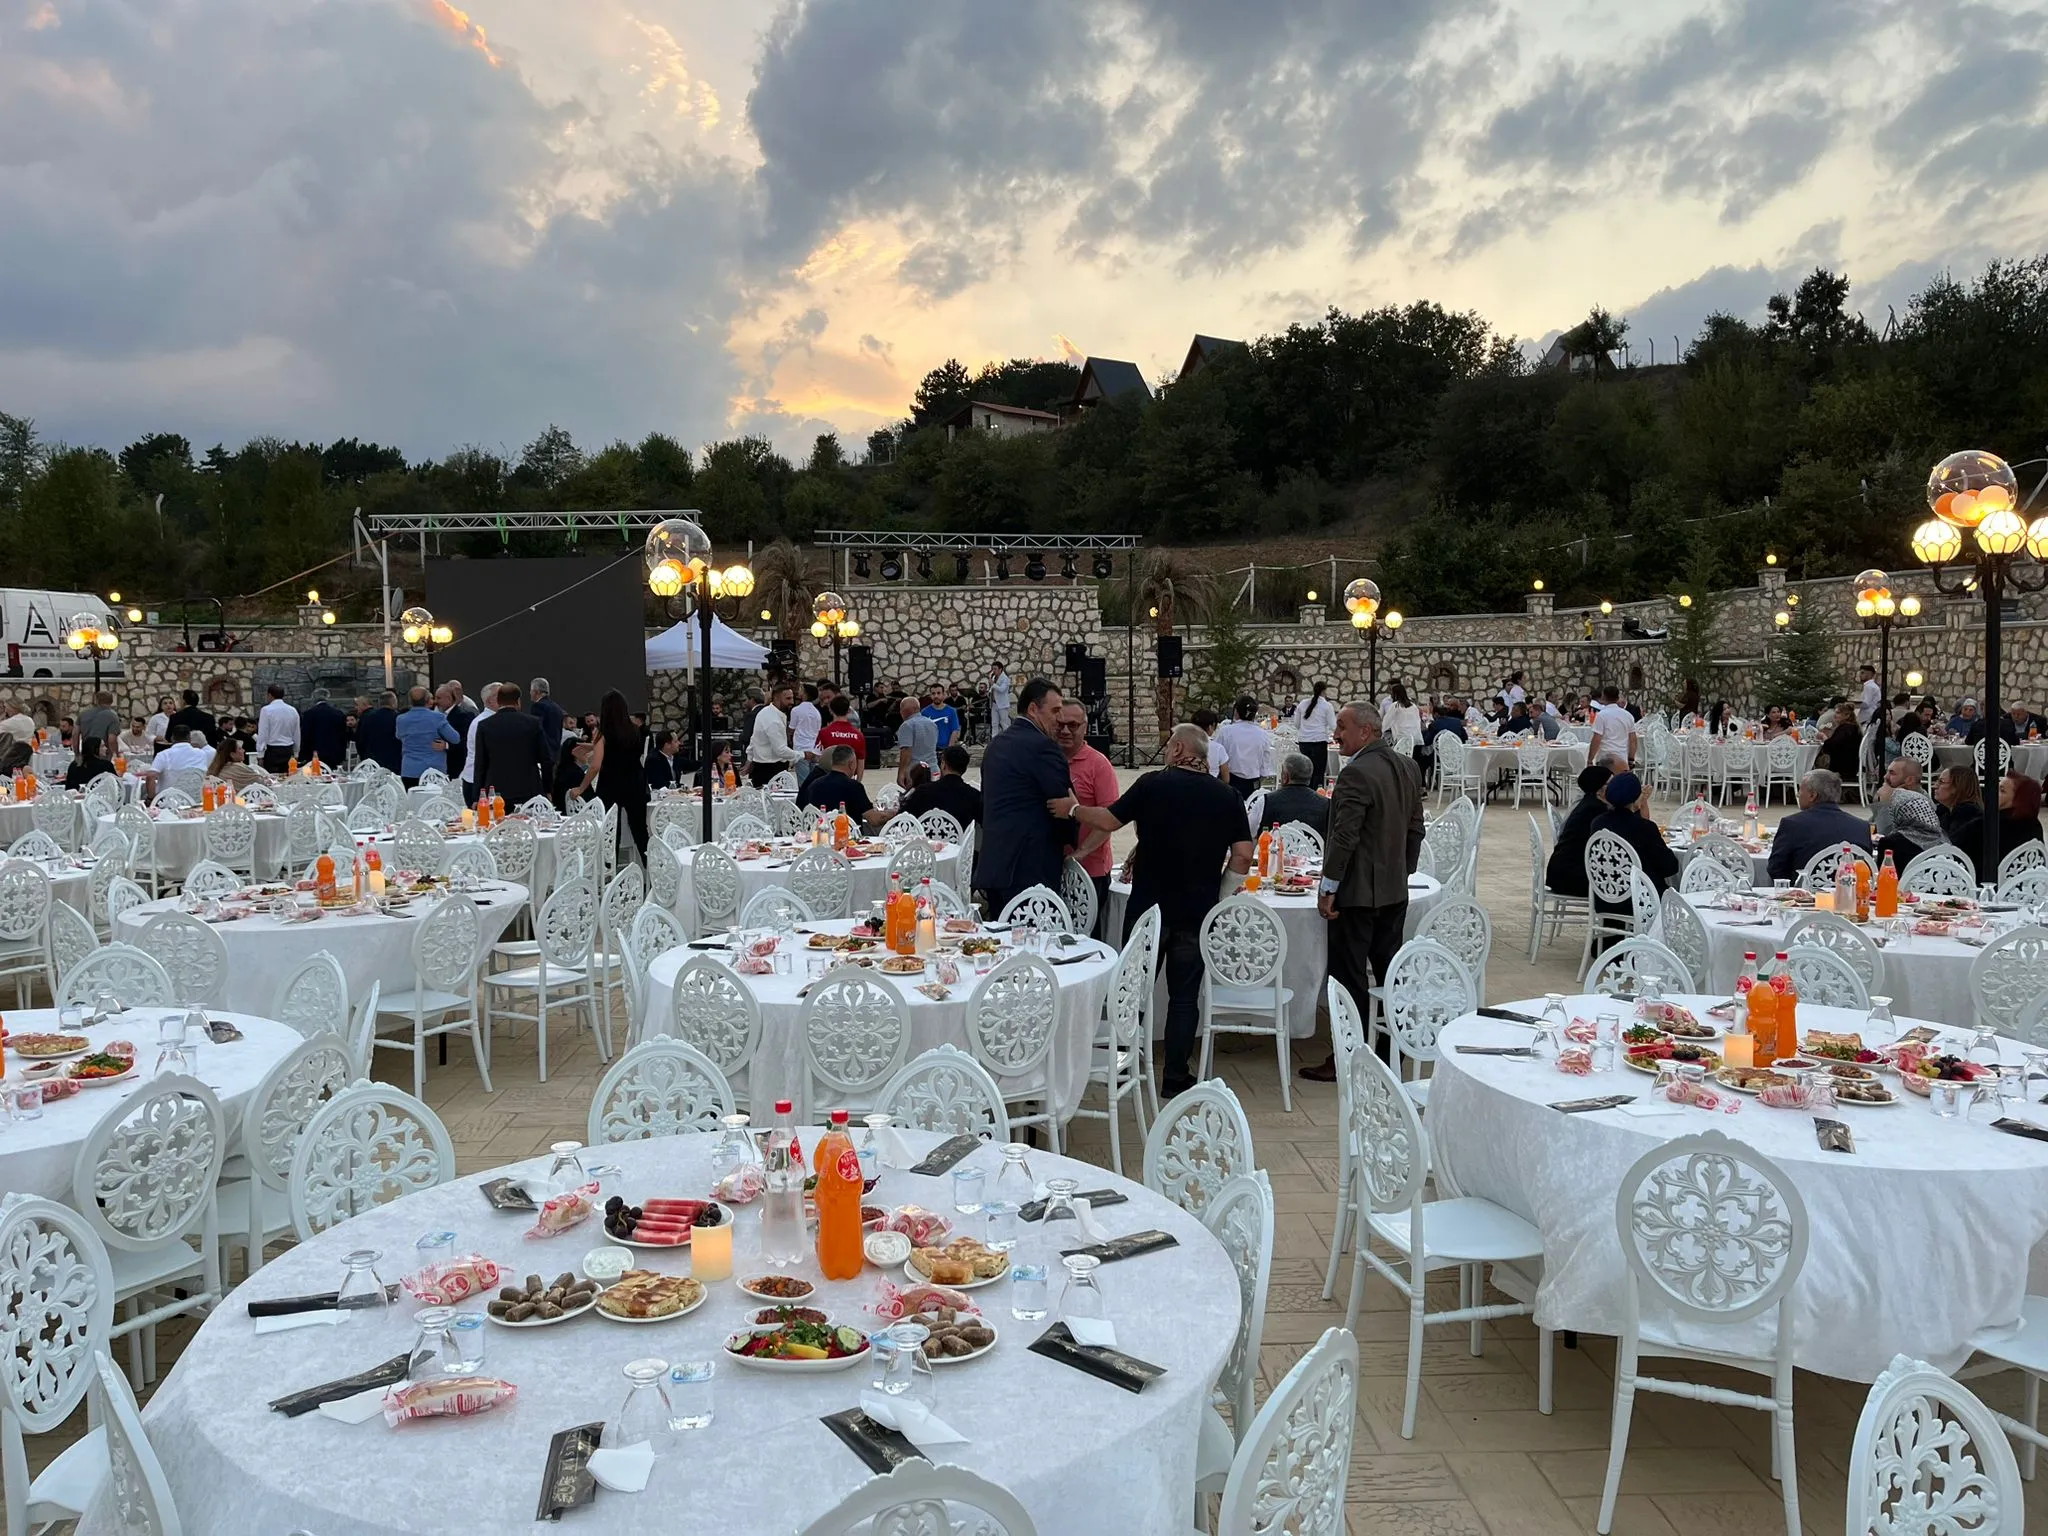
1054, 702, 1118, 938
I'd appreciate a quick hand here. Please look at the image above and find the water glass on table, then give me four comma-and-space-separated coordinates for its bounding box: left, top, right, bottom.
667, 1361, 714, 1431
1010, 1263, 1050, 1321
407, 1308, 463, 1380
614, 1358, 674, 1454
951, 1165, 986, 1215
1593, 1010, 1620, 1073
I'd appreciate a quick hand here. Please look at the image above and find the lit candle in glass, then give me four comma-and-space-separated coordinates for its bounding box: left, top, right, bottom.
917, 914, 937, 952
691, 1219, 733, 1281
1723, 1029, 1754, 1069
461, 808, 476, 831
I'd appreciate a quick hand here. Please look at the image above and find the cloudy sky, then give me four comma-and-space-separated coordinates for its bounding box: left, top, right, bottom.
4, 0, 2046, 464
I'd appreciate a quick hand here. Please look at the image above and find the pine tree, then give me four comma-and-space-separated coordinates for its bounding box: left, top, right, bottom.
1753, 609, 1837, 718
1191, 597, 1263, 715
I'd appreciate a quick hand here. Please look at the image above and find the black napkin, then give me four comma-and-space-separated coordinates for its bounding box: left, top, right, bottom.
1058, 1229, 1177, 1263
1549, 1094, 1637, 1114
821, 1409, 924, 1473
1476, 1006, 1542, 1025
1992, 1118, 2048, 1143
1028, 1323, 1166, 1393
536, 1421, 604, 1522
480, 1177, 539, 1212
907, 1135, 982, 1176
267, 1353, 411, 1417
1455, 1045, 1536, 1057
1020, 1189, 1127, 1222
246, 1283, 399, 1318
1814, 1118, 1856, 1154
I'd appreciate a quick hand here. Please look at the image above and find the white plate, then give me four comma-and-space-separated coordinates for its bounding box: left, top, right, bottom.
594, 1281, 709, 1324
901, 1255, 1011, 1290
923, 1320, 999, 1366
485, 1291, 600, 1328
734, 1275, 819, 1304
722, 1331, 871, 1372
582, 1246, 633, 1282
70, 1063, 137, 1089
12, 1040, 91, 1061
607, 1201, 730, 1249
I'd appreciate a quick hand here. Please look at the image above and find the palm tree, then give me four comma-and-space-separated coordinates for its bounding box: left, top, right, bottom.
751, 538, 816, 642
1135, 549, 1217, 740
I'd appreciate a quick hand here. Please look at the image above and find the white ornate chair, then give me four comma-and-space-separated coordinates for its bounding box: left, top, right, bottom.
8, 829, 64, 862
801, 966, 910, 1121
1339, 1045, 1551, 1438
1656, 889, 1710, 992
1058, 856, 1097, 938
1208, 1326, 1358, 1533
483, 877, 602, 1082
1595, 1130, 1806, 1535
371, 893, 492, 1099
202, 803, 257, 878
878, 812, 926, 848
0, 857, 52, 1004
59, 943, 174, 1010
30, 795, 77, 853
113, 803, 160, 896
1526, 813, 1588, 962
1849, 1353, 2024, 1533
2004, 867, 2048, 911
272, 951, 350, 1040
444, 842, 497, 883
1795, 841, 1875, 894
952, 821, 977, 899
689, 841, 743, 935
1678, 856, 1741, 896
764, 769, 799, 800
135, 910, 228, 1007
787, 847, 851, 919
666, 955, 762, 1108
739, 886, 813, 930
796, 1458, 1037, 1536
1762, 732, 1803, 804
0, 1195, 116, 1536
177, 860, 242, 901
1273, 819, 1324, 867
87, 849, 129, 938
644, 832, 683, 914
965, 952, 1062, 1151
88, 1350, 183, 1536
587, 1038, 734, 1144
630, 902, 690, 967
346, 980, 382, 1079
217, 1032, 353, 1277
104, 874, 149, 932
1900, 846, 1977, 899
287, 1081, 454, 1240
1511, 736, 1552, 807
1192, 1171, 1276, 1511
1415, 896, 1490, 1004
1382, 936, 1476, 1108
1783, 909, 1886, 997
1422, 816, 1468, 896
1978, 738, 2014, 780
1143, 1079, 1254, 1219
717, 812, 774, 848
591, 864, 643, 1036
923, 879, 972, 919
917, 808, 965, 845
1196, 894, 1295, 1110
71, 1073, 225, 1388
1586, 934, 1697, 998
2001, 840, 2048, 888
1580, 828, 1648, 975
1777, 942, 1869, 1009
45, 900, 99, 994
390, 818, 446, 876
1968, 925, 2048, 1036
483, 816, 538, 889
875, 1044, 1010, 1141
1075, 905, 1159, 1175
344, 801, 388, 836
870, 783, 902, 816
1695, 832, 1755, 885
887, 837, 937, 889
150, 785, 197, 813
998, 884, 1073, 935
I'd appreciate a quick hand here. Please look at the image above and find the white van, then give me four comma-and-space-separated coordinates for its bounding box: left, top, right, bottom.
0, 590, 124, 679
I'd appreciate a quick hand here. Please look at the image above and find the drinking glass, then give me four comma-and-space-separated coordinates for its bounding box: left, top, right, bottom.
1930, 1080, 1966, 1120
448, 1312, 486, 1372
1010, 1262, 1050, 1320
991, 1143, 1034, 1210
859, 1114, 892, 1181
2026, 1050, 2048, 1097
92, 986, 120, 1023
709, 1113, 753, 1188
666, 1361, 714, 1431
415, 1230, 458, 1274
951, 1165, 986, 1215
808, 954, 828, 979
1968, 1026, 2004, 1075
613, 1358, 674, 1455
773, 948, 792, 975
1058, 1254, 1107, 1327
1996, 1063, 2027, 1111
407, 1307, 461, 1380
336, 1249, 389, 1319
1594, 1010, 1621, 1073
1866, 996, 1897, 1041
9, 1082, 44, 1121
983, 1200, 1020, 1254
152, 1015, 191, 1077
1038, 1178, 1081, 1237
869, 1329, 901, 1392
57, 1002, 84, 1034
546, 1141, 587, 1193
883, 1322, 935, 1407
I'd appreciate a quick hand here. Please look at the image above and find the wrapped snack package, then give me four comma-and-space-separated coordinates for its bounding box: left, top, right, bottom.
402, 1255, 504, 1305
1635, 1000, 1701, 1031
1663, 1078, 1740, 1114
1555, 1047, 1593, 1075
1563, 1019, 1597, 1045
870, 1280, 978, 1321
746, 936, 778, 958
1912, 918, 1952, 938
1757, 1080, 1810, 1111
382, 1375, 517, 1426
37, 1077, 80, 1103
715, 1164, 766, 1204
525, 1182, 598, 1240
104, 1040, 136, 1060
882, 1206, 952, 1247
932, 957, 961, 985
734, 955, 773, 976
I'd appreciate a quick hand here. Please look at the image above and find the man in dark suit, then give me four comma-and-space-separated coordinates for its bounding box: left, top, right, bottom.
470, 683, 551, 805
974, 676, 1075, 917
355, 690, 402, 773
530, 676, 566, 767
1767, 769, 1874, 884
1256, 753, 1330, 837
165, 689, 217, 748
299, 688, 350, 766
643, 728, 681, 791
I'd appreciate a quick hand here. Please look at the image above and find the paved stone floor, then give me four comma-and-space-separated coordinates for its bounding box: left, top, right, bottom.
23, 778, 2048, 1533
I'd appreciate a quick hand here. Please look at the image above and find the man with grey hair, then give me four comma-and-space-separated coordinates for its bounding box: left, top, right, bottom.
1257, 751, 1330, 837
1767, 767, 1873, 882
1305, 701, 1424, 1081
300, 685, 350, 767
528, 677, 565, 768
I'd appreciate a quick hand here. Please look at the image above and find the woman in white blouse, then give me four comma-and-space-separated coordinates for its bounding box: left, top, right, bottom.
1382, 682, 1423, 755
1291, 682, 1336, 788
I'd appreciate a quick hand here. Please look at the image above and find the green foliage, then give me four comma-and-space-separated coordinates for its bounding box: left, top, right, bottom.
1664, 551, 1728, 702
1189, 596, 1263, 715
1753, 609, 1839, 719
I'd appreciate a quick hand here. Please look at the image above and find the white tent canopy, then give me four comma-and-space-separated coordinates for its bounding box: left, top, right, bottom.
645, 615, 770, 671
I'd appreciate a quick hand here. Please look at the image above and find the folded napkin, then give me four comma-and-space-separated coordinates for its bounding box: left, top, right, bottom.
857, 1389, 970, 1447
587, 1442, 655, 1493
1070, 1198, 1109, 1242
1065, 1317, 1118, 1349
314, 1386, 388, 1424
1613, 1099, 1685, 1119
875, 1124, 917, 1169
256, 1309, 343, 1336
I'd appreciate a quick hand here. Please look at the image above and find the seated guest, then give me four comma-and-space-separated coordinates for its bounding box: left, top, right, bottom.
1950, 698, 1980, 738
1257, 752, 1329, 837
799, 744, 873, 821
1966, 708, 2020, 748
116, 717, 154, 762
1589, 773, 1680, 916
1761, 706, 1788, 737
1815, 703, 1862, 780
1871, 759, 1945, 869
63, 736, 117, 790
153, 729, 215, 780
643, 728, 682, 791
551, 739, 593, 811
894, 743, 984, 829
1999, 772, 2045, 861
692, 742, 735, 791
1424, 701, 1466, 749
1545, 762, 1616, 898
207, 737, 271, 791
1767, 769, 1873, 883
1501, 699, 1536, 736
1934, 764, 1991, 883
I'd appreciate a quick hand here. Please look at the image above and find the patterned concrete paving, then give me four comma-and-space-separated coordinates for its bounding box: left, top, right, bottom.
21, 781, 2048, 1533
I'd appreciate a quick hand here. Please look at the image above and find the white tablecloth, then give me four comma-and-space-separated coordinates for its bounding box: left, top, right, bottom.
349, 826, 559, 895
98, 810, 295, 880
89, 1129, 1237, 1536
676, 841, 960, 929
1669, 838, 1773, 887
1672, 735, 1821, 790
1687, 892, 1980, 1026
645, 919, 1115, 1120
1935, 740, 2048, 778
0, 854, 91, 918
113, 885, 527, 1016
1463, 741, 1579, 790
0, 1009, 300, 1203
651, 791, 799, 844
1430, 995, 2048, 1380
1104, 875, 1444, 1037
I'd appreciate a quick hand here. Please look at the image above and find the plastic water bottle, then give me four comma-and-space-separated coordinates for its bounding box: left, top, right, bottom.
759, 1099, 806, 1268
1743, 790, 1759, 843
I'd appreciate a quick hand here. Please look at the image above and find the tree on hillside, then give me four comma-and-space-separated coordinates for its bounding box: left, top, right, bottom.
1190, 594, 1263, 717
971, 358, 1078, 414
516, 425, 584, 492
910, 360, 974, 427
0, 412, 43, 513
1559, 306, 1628, 369
320, 438, 406, 484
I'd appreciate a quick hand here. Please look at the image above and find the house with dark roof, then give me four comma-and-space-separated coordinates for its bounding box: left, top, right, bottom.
1069, 357, 1153, 413
942, 400, 1063, 442
1176, 334, 1244, 382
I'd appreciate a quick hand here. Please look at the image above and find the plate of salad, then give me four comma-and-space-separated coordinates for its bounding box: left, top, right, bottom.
723, 1320, 871, 1373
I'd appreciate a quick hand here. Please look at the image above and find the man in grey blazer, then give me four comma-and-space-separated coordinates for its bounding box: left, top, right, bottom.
1302, 703, 1426, 1081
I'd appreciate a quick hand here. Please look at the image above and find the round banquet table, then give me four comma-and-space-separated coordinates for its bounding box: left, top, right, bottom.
1104, 874, 1444, 1037
1429, 994, 2048, 1381
91, 1128, 1238, 1536
97, 808, 295, 881
1685, 891, 1992, 1026
1934, 739, 2048, 779
0, 797, 85, 847
349, 824, 559, 895
644, 919, 1116, 1121
1461, 740, 1579, 792
675, 840, 961, 929
113, 884, 527, 1016
651, 790, 798, 842
1668, 835, 1772, 887
0, 853, 92, 917
0, 1008, 300, 1203
1671, 734, 1821, 788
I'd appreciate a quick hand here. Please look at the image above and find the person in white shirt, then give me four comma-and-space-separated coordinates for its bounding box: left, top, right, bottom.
1381, 682, 1422, 753
144, 697, 172, 749
988, 662, 1013, 737
1588, 684, 1638, 766
789, 682, 822, 783
1857, 665, 1882, 727
1215, 695, 1274, 800
462, 682, 498, 801
152, 730, 214, 787
1292, 681, 1338, 788
1504, 671, 1528, 712
254, 683, 301, 772
0, 706, 35, 749
747, 682, 800, 787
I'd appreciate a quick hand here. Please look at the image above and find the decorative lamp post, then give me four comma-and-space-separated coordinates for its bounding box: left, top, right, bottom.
645, 517, 735, 846
1344, 581, 1399, 699
810, 590, 859, 687
1851, 569, 1919, 700
64, 613, 119, 694
1905, 669, 1925, 691
1912, 448, 2048, 882
398, 606, 453, 688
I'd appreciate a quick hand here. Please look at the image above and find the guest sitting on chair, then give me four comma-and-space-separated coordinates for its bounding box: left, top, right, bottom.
1766, 769, 1873, 884
1256, 752, 1330, 837
1544, 761, 1618, 898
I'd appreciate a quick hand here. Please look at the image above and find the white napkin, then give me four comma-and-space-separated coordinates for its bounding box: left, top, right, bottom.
313, 1386, 388, 1424
587, 1442, 655, 1493
1065, 1317, 1119, 1349
1614, 1100, 1687, 1119
875, 1125, 917, 1169
858, 1389, 970, 1447
1071, 1198, 1109, 1243
255, 1309, 342, 1336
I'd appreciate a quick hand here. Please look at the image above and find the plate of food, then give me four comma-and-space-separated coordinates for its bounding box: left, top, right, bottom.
1804, 1031, 1886, 1065
742, 1303, 836, 1332
603, 1196, 728, 1247
838, 936, 881, 955
941, 917, 979, 935
904, 1237, 1010, 1289
958, 936, 1001, 956
67, 1051, 135, 1087
1635, 1002, 1719, 1040
1622, 1040, 1721, 1075
724, 1320, 871, 1372
486, 1272, 603, 1327
9, 1032, 91, 1060
1713, 1065, 1791, 1095
594, 1270, 707, 1323
736, 1273, 817, 1303
805, 931, 847, 949
1831, 1074, 1899, 1106
1901, 1055, 1993, 1097
880, 955, 926, 976
910, 1304, 998, 1365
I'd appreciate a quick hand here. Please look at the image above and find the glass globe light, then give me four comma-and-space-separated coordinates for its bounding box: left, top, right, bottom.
1855, 597, 1875, 618
1852, 568, 1889, 602
1765, 553, 1778, 566
1342, 577, 1380, 617
704, 568, 724, 598
1384, 610, 1403, 631
1899, 594, 1921, 618
1905, 669, 1925, 689
759, 608, 773, 622
96, 631, 118, 652
813, 590, 848, 626
399, 604, 432, 630
107, 591, 120, 604
429, 624, 453, 645
1929, 449, 2018, 529
645, 517, 710, 593
1787, 593, 1800, 607
1350, 610, 1372, 631
1976, 506, 2026, 556
1912, 518, 1964, 565
1874, 594, 1896, 618
1305, 589, 1318, 602
1774, 610, 1790, 628
723, 565, 755, 599
2029, 517, 2048, 560
1599, 600, 1613, 615
810, 620, 828, 639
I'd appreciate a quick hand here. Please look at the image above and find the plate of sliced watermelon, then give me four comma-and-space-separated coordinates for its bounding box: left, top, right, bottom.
602, 1195, 730, 1247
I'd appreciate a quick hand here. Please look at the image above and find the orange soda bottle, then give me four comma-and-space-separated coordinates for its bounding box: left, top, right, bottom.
1875, 851, 1899, 918
1747, 961, 1779, 1068
834, 808, 851, 849
315, 852, 336, 902
1771, 952, 1799, 1060
812, 1109, 864, 1280
1854, 857, 1872, 920
287, 755, 297, 775
492, 791, 505, 820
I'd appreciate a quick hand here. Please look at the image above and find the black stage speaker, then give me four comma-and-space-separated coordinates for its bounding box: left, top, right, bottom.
1079, 656, 1107, 701
846, 644, 875, 694
1156, 635, 1183, 679
769, 639, 799, 673
1063, 642, 1087, 673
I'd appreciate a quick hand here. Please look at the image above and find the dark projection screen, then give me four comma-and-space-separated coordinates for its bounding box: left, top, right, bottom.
426, 555, 647, 715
